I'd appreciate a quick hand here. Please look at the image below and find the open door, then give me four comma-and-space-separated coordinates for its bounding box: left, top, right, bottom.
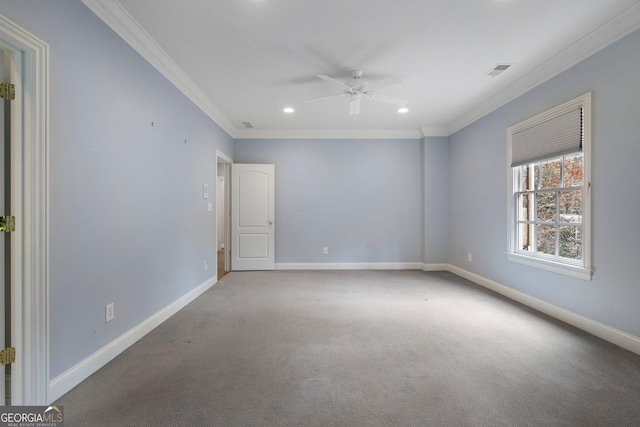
0, 46, 8, 406
231, 164, 275, 271
0, 45, 14, 406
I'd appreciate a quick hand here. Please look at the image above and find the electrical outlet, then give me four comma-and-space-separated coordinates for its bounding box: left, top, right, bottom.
106, 303, 114, 323
323, 247, 329, 255
204, 259, 209, 270
467, 253, 473, 263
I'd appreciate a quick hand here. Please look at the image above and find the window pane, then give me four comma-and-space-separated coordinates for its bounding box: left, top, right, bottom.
537, 225, 556, 255
519, 165, 536, 191
563, 154, 583, 187
559, 226, 582, 259
559, 190, 582, 223
540, 159, 561, 189
536, 192, 556, 222
518, 223, 533, 251
518, 194, 532, 221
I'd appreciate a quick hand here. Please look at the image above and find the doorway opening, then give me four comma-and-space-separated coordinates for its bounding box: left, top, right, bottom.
216, 151, 232, 280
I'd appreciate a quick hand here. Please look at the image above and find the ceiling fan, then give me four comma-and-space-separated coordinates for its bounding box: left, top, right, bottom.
306, 70, 409, 117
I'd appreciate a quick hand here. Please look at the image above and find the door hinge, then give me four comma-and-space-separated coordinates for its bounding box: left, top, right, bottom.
0, 82, 15, 101
0, 215, 15, 232
0, 347, 16, 367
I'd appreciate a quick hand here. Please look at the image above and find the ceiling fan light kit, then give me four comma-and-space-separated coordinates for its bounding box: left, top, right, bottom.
307, 70, 409, 117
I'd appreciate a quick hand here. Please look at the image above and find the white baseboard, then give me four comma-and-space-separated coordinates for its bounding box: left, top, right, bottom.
46, 265, 640, 404
423, 263, 449, 271
447, 264, 640, 356
48, 276, 217, 403
275, 262, 425, 270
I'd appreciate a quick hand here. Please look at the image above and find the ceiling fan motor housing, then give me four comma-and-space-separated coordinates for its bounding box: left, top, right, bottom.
349, 70, 367, 89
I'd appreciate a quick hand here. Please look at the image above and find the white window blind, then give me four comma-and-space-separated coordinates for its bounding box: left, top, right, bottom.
511, 107, 583, 166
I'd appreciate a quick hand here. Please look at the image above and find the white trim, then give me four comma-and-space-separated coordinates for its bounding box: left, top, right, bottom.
506, 93, 592, 278
0, 13, 49, 406
422, 263, 450, 271
447, 264, 640, 356
419, 127, 450, 138
82, 1, 640, 140
44, 263, 640, 403
233, 128, 424, 140
447, 3, 640, 134
215, 150, 233, 273
506, 252, 592, 281
275, 262, 425, 270
48, 277, 217, 403
215, 149, 233, 165
80, 0, 237, 137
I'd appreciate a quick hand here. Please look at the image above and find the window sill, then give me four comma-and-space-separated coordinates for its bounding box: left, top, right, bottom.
506, 252, 592, 281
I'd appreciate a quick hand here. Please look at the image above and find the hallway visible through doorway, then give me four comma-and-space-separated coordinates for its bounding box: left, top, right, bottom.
217, 250, 226, 280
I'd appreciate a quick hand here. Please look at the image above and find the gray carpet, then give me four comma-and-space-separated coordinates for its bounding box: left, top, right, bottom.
55, 270, 640, 426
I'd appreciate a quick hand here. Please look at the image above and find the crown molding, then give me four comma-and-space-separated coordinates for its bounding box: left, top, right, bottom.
80, 0, 438, 141
81, 0, 238, 137
233, 127, 424, 140
447, 2, 640, 135
83, 1, 640, 141
419, 127, 449, 138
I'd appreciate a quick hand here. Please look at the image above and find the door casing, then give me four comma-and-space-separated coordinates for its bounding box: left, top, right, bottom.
216, 150, 232, 275
0, 13, 49, 405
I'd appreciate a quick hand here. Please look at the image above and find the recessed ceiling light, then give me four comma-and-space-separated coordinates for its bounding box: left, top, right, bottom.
398, 107, 409, 114
283, 107, 294, 113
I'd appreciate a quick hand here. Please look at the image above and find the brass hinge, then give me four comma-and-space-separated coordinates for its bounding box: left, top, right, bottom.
0, 347, 16, 367
0, 82, 15, 101
0, 216, 15, 232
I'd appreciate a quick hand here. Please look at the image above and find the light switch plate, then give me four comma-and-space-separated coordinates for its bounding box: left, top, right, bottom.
203, 184, 209, 199
207, 202, 213, 212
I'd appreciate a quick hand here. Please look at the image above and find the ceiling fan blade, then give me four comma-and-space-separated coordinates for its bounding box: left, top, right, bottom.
364, 75, 401, 92
304, 94, 345, 104
349, 94, 361, 116
369, 93, 409, 106
317, 74, 353, 92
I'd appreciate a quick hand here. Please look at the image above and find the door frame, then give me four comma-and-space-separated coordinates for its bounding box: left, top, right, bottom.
0, 14, 49, 405
216, 150, 232, 276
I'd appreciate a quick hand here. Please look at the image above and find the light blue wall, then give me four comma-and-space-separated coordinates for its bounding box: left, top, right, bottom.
0, 0, 234, 378
423, 136, 449, 264
234, 138, 423, 263
448, 28, 640, 337
3, 0, 639, 389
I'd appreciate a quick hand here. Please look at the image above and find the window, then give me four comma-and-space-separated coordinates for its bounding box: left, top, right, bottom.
507, 94, 591, 280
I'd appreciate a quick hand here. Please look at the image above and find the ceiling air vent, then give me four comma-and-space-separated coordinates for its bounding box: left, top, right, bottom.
242, 121, 254, 128
486, 64, 512, 78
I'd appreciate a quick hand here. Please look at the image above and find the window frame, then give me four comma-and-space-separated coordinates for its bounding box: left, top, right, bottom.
506, 93, 592, 280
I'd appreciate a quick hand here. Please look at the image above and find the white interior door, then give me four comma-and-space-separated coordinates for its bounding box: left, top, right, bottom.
231, 164, 275, 270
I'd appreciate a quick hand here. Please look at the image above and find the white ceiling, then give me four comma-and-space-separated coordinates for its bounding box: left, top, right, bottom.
84, 0, 640, 138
